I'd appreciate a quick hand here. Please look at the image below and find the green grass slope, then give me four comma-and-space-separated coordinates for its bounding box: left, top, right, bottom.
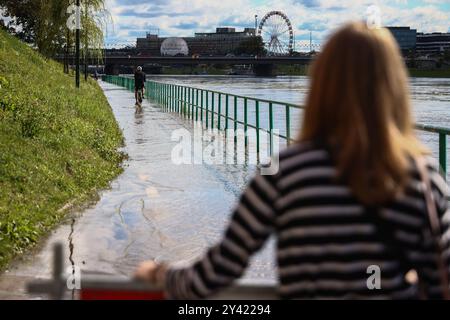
0, 30, 125, 270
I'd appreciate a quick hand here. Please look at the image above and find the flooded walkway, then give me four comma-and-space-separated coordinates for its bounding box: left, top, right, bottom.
0, 81, 275, 299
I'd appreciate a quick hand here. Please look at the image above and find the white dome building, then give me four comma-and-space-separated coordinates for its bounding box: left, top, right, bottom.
160, 37, 189, 56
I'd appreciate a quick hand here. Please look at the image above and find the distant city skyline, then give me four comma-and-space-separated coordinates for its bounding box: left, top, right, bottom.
104, 0, 450, 47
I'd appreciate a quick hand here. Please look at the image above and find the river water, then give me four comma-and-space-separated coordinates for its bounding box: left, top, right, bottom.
150, 75, 450, 176
0, 76, 448, 299
149, 76, 450, 125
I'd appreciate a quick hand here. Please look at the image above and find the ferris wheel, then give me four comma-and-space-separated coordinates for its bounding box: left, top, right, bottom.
258, 11, 294, 56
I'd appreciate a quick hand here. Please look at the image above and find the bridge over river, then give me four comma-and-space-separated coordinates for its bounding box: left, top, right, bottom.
59, 55, 313, 76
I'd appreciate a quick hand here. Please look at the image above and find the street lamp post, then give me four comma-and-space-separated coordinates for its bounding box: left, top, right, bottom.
84, 0, 88, 82
75, 0, 80, 88
254, 15, 259, 56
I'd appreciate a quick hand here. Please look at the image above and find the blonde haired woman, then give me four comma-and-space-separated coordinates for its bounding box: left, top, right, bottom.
136, 22, 450, 299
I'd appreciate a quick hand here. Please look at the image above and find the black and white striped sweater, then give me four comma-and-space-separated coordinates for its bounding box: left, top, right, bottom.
165, 142, 450, 299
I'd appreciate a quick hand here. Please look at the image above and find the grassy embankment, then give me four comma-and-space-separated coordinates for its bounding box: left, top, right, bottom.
0, 29, 125, 270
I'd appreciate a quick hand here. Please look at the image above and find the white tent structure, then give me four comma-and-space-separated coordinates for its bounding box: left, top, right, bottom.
160, 37, 189, 56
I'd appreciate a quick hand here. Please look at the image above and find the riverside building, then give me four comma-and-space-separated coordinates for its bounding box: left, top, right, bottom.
136, 27, 257, 56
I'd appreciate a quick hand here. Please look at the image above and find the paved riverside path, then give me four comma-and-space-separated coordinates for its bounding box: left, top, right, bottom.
0, 81, 275, 299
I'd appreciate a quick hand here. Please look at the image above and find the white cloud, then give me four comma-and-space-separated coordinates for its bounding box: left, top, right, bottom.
103, 0, 450, 46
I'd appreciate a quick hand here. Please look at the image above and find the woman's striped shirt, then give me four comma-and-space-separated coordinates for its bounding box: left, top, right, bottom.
164, 142, 450, 299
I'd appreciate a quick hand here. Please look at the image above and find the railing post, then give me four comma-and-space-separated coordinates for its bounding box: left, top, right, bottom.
177, 86, 181, 113
166, 83, 169, 110
168, 84, 171, 111
192, 87, 195, 119
439, 133, 447, 178
170, 84, 172, 111
234, 96, 238, 143
179, 86, 182, 114
163, 83, 166, 110
145, 82, 149, 99
174, 84, 176, 112
164, 83, 166, 108
174, 85, 177, 112
206, 91, 209, 129
244, 98, 248, 148
218, 93, 222, 130
256, 100, 260, 154
192, 88, 195, 120
286, 105, 291, 146
225, 94, 229, 131
172, 84, 175, 112
269, 102, 274, 156
186, 87, 189, 118
200, 90, 204, 122
149, 81, 152, 100
196, 89, 199, 121
211, 92, 215, 129
189, 87, 192, 119
161, 83, 163, 109
183, 86, 187, 117
165, 83, 168, 110
187, 86, 190, 118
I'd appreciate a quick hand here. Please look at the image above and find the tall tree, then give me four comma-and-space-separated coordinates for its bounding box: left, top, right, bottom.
35, 0, 71, 56
0, 0, 41, 44
234, 36, 267, 56
80, 0, 111, 79
0, 0, 111, 70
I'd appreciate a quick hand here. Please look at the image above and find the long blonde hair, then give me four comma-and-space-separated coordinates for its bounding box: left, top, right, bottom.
300, 22, 427, 204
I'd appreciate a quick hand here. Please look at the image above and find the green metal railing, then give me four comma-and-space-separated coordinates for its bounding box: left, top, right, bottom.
102, 75, 449, 177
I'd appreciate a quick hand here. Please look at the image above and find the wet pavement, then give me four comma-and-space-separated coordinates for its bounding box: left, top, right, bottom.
0, 81, 275, 299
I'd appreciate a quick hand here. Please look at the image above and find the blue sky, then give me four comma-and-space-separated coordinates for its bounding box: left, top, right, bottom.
104, 0, 450, 47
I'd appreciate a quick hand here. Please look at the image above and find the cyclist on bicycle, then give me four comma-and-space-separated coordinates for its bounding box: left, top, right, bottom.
134, 66, 146, 105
